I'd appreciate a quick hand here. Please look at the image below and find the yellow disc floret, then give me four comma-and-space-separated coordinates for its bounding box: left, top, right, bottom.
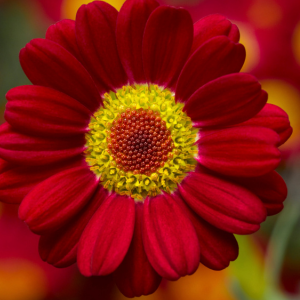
85, 84, 198, 201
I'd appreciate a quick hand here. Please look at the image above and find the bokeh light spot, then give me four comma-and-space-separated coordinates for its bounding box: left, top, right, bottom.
261, 79, 300, 150
236, 22, 260, 72
247, 0, 282, 29
61, 0, 125, 19
158, 265, 235, 300
292, 21, 300, 67
0, 258, 47, 300
229, 236, 265, 299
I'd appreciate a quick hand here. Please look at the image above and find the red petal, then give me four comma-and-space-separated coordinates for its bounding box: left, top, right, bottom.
0, 157, 85, 205
143, 194, 200, 280
195, 217, 239, 270
78, 193, 135, 276
46, 19, 81, 59
197, 126, 281, 177
176, 36, 245, 103
19, 166, 98, 234
76, 1, 128, 93
239, 103, 292, 146
179, 171, 267, 234
143, 6, 193, 89
5, 85, 90, 137
116, 0, 159, 84
232, 171, 287, 216
263, 202, 284, 216
184, 73, 267, 127
0, 158, 14, 173
191, 14, 240, 55
0, 123, 85, 166
173, 193, 238, 270
39, 186, 108, 268
19, 38, 101, 112
114, 202, 162, 297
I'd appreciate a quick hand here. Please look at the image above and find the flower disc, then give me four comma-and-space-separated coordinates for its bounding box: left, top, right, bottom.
85, 85, 198, 200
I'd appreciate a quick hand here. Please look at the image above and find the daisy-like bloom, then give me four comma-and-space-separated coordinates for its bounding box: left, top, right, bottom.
0, 0, 292, 297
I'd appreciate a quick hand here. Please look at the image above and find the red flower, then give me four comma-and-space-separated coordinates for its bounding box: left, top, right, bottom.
0, 0, 292, 297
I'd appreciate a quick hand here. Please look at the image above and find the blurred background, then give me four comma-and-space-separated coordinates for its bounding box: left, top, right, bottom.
0, 0, 300, 299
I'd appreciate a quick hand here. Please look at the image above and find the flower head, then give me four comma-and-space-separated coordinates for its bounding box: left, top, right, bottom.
0, 0, 292, 297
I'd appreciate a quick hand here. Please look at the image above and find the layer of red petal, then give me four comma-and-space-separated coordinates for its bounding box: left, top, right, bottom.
176, 36, 245, 102
19, 166, 98, 234
143, 6, 193, 89
78, 193, 135, 276
114, 202, 162, 298
197, 126, 281, 177
173, 193, 238, 270
0, 123, 85, 166
19, 38, 101, 112
76, 1, 128, 93
231, 171, 287, 216
0, 158, 13, 173
179, 171, 267, 234
191, 14, 239, 55
238, 103, 293, 146
46, 19, 81, 59
5, 85, 91, 137
0, 156, 85, 204
184, 73, 267, 127
143, 193, 200, 281
116, 0, 159, 84
39, 186, 108, 267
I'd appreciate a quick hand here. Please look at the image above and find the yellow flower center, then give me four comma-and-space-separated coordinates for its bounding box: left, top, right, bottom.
85, 84, 198, 201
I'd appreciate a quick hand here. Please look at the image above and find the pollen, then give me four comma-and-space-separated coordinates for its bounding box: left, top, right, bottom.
85, 84, 198, 201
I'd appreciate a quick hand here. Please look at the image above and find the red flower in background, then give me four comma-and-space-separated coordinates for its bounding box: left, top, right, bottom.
0, 0, 292, 297
0, 204, 75, 300
37, 0, 63, 21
